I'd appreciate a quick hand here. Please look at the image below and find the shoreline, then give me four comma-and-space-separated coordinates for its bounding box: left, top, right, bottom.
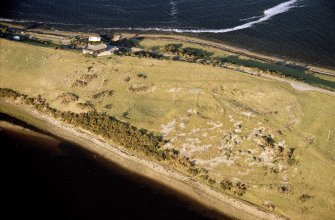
0, 117, 65, 156
0, 116, 224, 219
0, 100, 287, 220
1, 20, 335, 77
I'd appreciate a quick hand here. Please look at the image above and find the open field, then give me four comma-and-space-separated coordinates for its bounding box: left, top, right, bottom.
1, 38, 335, 219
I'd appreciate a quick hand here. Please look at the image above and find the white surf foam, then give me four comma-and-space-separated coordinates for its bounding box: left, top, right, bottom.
170, 1, 178, 17
239, 15, 262, 22
0, 18, 43, 24
0, 18, 83, 26
1, 0, 299, 34
107, 0, 298, 34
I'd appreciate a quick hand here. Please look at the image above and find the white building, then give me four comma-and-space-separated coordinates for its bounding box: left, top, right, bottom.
88, 36, 101, 43
13, 36, 21, 41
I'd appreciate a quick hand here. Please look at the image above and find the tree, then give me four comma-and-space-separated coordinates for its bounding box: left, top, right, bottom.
164, 43, 182, 53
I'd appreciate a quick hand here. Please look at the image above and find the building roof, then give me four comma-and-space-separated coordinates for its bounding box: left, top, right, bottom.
89, 36, 101, 42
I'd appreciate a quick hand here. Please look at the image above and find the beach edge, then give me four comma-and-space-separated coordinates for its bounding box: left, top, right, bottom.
0, 100, 287, 220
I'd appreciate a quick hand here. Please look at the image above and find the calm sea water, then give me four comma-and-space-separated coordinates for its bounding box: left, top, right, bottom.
1, 113, 227, 219
1, 0, 334, 67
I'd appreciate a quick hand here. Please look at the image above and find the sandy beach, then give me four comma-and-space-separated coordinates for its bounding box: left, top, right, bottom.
0, 99, 287, 220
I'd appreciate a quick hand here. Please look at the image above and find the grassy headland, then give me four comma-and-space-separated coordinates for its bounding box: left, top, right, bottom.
1, 33, 335, 220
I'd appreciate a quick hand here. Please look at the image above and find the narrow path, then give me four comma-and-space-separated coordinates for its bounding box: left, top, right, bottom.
262, 74, 335, 96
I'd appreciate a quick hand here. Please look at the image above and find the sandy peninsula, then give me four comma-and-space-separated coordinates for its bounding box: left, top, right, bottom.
1, 25, 335, 219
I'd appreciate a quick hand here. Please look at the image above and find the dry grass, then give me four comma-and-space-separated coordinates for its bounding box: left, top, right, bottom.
1, 39, 335, 219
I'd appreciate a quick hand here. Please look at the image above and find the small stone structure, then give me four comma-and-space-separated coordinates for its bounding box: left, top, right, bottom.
97, 46, 119, 56
82, 43, 108, 55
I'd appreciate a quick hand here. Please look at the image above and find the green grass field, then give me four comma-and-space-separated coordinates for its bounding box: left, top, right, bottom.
1, 39, 335, 219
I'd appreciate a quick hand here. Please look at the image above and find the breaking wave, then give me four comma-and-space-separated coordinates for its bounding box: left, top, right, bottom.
170, 1, 178, 17
0, 18, 42, 23
0, 17, 82, 26
239, 15, 262, 22
1, 0, 299, 34
107, 0, 298, 33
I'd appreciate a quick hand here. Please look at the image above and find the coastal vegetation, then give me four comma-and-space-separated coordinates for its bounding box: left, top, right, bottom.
1, 37, 335, 220
0, 87, 209, 179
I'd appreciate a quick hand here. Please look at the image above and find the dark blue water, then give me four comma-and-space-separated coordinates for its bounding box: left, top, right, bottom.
1, 0, 335, 67
1, 113, 227, 219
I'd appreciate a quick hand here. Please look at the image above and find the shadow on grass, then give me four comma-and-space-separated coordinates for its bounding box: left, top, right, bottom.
182, 47, 214, 58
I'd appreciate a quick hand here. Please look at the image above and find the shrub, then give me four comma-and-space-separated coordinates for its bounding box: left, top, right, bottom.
0, 88, 21, 100
71, 80, 88, 88
76, 101, 96, 111
188, 167, 200, 176
234, 181, 247, 196
56, 92, 79, 104
137, 73, 147, 79
298, 194, 312, 202
220, 178, 233, 190
164, 44, 182, 53
278, 184, 291, 193
200, 174, 209, 180
261, 134, 275, 147
92, 90, 114, 99
208, 178, 216, 185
